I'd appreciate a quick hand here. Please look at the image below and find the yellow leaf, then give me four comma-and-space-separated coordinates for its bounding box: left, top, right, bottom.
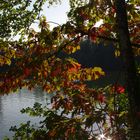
115, 50, 120, 57
72, 47, 76, 53
76, 45, 80, 50
87, 75, 92, 80
93, 67, 105, 75
6, 59, 11, 65
38, 72, 41, 77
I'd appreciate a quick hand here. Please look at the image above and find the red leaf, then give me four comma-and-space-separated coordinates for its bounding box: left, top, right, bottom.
116, 86, 125, 94
111, 6, 116, 13
97, 94, 105, 103
51, 67, 61, 77
24, 68, 31, 77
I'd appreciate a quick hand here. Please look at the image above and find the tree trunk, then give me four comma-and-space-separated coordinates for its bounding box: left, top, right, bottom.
115, 0, 140, 139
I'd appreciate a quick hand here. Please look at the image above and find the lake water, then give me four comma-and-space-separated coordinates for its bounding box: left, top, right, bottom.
0, 72, 126, 139
0, 88, 53, 140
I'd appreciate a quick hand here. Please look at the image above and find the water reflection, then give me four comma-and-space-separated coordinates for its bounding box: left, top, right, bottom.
0, 96, 2, 114
0, 96, 3, 124
0, 88, 52, 140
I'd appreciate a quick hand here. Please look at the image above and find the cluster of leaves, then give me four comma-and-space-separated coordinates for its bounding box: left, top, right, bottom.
0, 25, 129, 139
4, 84, 128, 140
67, 0, 140, 54
0, 0, 61, 39
0, 0, 140, 139
0, 22, 103, 94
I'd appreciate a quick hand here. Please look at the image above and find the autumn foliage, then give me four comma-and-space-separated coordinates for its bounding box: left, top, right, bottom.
0, 0, 140, 139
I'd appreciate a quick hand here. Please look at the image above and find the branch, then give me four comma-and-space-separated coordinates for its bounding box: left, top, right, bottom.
78, 28, 140, 48
97, 35, 140, 48
37, 35, 82, 62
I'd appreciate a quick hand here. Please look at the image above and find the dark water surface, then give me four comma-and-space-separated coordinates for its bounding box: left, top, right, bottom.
0, 88, 52, 140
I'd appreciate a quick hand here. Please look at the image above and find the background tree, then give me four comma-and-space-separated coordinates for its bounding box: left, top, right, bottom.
0, 0, 61, 39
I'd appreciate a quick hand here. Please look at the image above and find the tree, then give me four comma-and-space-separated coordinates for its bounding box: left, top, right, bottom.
115, 0, 140, 137
0, 0, 61, 39
0, 0, 140, 139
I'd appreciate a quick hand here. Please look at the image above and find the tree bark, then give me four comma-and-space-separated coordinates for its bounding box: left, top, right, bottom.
115, 0, 140, 138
